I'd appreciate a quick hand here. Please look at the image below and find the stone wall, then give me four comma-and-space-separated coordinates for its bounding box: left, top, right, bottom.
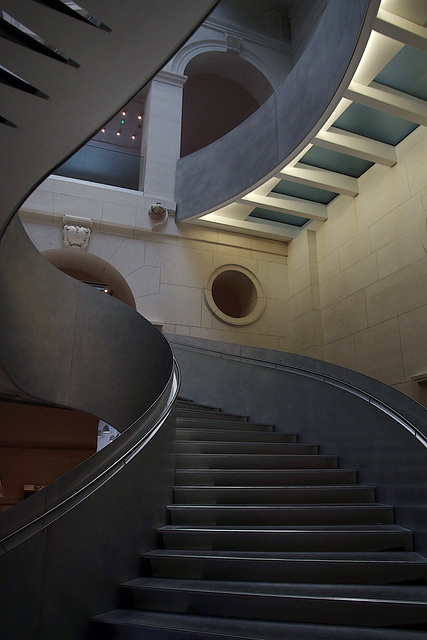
20, 125, 427, 400
288, 125, 427, 398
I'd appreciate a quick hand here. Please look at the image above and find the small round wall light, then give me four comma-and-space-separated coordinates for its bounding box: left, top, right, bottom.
204, 265, 266, 326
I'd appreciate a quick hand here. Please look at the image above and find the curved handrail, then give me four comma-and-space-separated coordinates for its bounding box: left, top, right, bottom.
0, 358, 180, 553
169, 337, 427, 450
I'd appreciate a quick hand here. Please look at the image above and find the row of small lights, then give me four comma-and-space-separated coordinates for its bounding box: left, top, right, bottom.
100, 110, 142, 139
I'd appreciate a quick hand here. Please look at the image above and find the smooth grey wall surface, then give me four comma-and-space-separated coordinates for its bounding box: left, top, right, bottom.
170, 335, 427, 553
0, 409, 176, 640
0, 218, 172, 430
176, 0, 379, 220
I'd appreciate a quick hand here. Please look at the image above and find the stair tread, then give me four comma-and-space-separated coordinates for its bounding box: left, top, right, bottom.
143, 549, 427, 563
174, 484, 372, 488
124, 576, 427, 602
168, 503, 392, 510
176, 428, 297, 439
93, 609, 427, 639
159, 524, 410, 532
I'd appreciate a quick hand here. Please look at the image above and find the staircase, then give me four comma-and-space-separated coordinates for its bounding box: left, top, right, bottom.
93, 399, 427, 638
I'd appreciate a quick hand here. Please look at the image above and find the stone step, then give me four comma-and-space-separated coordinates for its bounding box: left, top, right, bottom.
142, 549, 427, 585
176, 417, 274, 432
176, 428, 298, 443
168, 503, 394, 526
175, 454, 338, 470
93, 609, 427, 640
174, 468, 358, 486
158, 524, 414, 553
173, 485, 376, 504
121, 577, 427, 627
175, 441, 318, 455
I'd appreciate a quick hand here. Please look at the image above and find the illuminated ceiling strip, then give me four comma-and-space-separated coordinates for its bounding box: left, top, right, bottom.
314, 126, 397, 167
373, 8, 427, 53
200, 213, 300, 241
250, 177, 281, 197
344, 80, 427, 127
279, 164, 359, 198
239, 192, 327, 222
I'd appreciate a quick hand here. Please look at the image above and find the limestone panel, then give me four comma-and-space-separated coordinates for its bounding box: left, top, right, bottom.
101, 202, 136, 229
24, 222, 61, 252
143, 159, 177, 200
298, 345, 323, 360
289, 287, 314, 320
366, 258, 427, 326
107, 237, 146, 277
318, 250, 340, 286
400, 126, 427, 197
399, 304, 427, 381
88, 233, 125, 263
257, 260, 288, 300
22, 189, 55, 216
288, 262, 311, 297
377, 229, 426, 280
258, 298, 288, 337
323, 335, 357, 371
146, 242, 213, 289
137, 283, 202, 327
54, 193, 103, 219
355, 318, 404, 386
316, 196, 357, 262
249, 334, 282, 351
322, 290, 368, 345
346, 254, 378, 296
355, 162, 410, 232
338, 229, 371, 271
320, 271, 348, 309
212, 252, 258, 273
290, 310, 322, 353
287, 231, 309, 274
126, 265, 160, 298
369, 194, 422, 253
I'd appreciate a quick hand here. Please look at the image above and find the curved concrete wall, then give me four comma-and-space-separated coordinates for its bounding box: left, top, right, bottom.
176, 0, 379, 220
0, 218, 172, 430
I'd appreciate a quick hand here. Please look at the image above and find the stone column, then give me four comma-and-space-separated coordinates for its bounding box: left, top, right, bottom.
139, 71, 187, 204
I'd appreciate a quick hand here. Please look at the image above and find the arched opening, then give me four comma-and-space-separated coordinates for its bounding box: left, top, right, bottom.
42, 249, 137, 310
181, 51, 273, 157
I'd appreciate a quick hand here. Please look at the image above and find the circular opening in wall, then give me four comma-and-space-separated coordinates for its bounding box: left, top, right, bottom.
205, 265, 265, 326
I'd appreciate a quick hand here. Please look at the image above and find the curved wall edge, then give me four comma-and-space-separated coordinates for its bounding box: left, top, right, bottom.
0, 217, 172, 430
176, 0, 379, 221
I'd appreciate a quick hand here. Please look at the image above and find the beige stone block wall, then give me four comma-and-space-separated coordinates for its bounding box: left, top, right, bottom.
20, 176, 290, 352
298, 126, 427, 399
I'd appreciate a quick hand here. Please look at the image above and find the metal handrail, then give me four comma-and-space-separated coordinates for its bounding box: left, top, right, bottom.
0, 357, 180, 553
170, 340, 427, 450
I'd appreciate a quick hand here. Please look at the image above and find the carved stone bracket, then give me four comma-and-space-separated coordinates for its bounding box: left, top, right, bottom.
225, 32, 242, 54
62, 215, 93, 249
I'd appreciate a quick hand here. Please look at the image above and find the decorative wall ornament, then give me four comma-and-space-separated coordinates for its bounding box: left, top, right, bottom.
149, 202, 167, 221
62, 215, 93, 249
225, 33, 242, 54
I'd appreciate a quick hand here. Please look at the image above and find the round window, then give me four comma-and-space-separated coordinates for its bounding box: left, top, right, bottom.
204, 265, 265, 326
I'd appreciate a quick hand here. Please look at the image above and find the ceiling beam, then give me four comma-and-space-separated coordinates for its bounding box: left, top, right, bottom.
373, 8, 427, 53
314, 126, 397, 166
278, 164, 359, 198
239, 192, 327, 222
199, 213, 300, 241
345, 80, 427, 127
